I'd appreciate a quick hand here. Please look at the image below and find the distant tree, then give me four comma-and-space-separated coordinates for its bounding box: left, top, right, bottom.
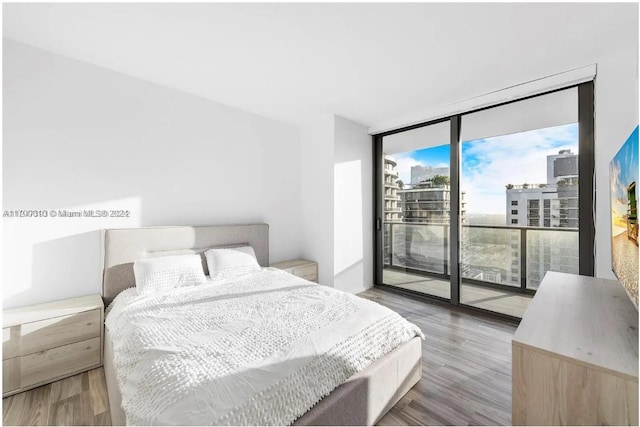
431, 175, 450, 186
397, 179, 404, 189
522, 183, 529, 189
506, 184, 514, 189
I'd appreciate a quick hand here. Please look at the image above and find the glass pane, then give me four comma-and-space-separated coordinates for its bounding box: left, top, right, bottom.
526, 229, 579, 289
462, 226, 520, 287
460, 109, 579, 317
382, 121, 451, 300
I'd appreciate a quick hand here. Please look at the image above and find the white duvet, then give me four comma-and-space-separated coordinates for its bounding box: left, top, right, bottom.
105, 268, 424, 426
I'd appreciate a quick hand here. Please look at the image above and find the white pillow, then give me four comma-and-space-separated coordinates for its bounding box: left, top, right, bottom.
204, 246, 260, 279
133, 254, 206, 295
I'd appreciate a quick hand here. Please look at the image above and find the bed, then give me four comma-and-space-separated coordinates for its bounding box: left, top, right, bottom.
102, 224, 423, 425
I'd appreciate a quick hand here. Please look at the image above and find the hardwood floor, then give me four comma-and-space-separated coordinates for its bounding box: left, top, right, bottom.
359, 287, 516, 426
3, 368, 111, 426
3, 287, 516, 426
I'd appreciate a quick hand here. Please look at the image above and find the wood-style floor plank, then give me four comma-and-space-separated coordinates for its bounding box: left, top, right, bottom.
47, 391, 92, 426
360, 287, 516, 426
3, 288, 516, 426
49, 372, 89, 404
3, 383, 51, 426
93, 409, 112, 426
3, 369, 107, 426
88, 369, 109, 416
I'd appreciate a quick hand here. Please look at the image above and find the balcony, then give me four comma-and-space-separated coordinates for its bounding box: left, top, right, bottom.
382, 222, 579, 318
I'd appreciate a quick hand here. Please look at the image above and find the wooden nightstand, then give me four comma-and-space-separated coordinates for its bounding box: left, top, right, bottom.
271, 259, 318, 283
2, 294, 104, 397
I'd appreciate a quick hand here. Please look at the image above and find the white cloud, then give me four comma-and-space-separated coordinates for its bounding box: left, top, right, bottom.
386, 125, 579, 216
461, 125, 578, 214
390, 152, 424, 185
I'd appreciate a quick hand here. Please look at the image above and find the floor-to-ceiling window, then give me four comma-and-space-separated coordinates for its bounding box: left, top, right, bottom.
374, 83, 594, 320
379, 121, 452, 300
459, 87, 579, 317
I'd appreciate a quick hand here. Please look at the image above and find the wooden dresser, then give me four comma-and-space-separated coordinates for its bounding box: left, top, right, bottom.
512, 272, 638, 425
3, 294, 103, 397
270, 259, 318, 283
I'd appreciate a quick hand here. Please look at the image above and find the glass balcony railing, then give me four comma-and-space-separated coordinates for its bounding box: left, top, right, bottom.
383, 222, 579, 291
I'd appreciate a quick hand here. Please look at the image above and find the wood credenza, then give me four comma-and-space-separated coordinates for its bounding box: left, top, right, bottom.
512, 272, 638, 425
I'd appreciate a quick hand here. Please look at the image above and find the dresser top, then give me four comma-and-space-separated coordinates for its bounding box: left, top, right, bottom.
3, 294, 103, 327
270, 259, 316, 269
513, 272, 638, 379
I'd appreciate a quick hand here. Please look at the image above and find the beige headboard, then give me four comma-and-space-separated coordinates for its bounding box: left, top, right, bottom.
102, 224, 269, 305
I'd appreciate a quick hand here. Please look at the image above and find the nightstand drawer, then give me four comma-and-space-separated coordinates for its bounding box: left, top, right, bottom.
21, 309, 101, 355
293, 264, 317, 278
20, 337, 101, 388
3, 358, 20, 393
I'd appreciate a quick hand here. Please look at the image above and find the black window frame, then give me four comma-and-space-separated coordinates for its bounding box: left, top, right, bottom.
373, 81, 595, 321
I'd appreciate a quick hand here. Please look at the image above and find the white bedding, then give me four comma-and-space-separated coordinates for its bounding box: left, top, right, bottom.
105, 267, 424, 425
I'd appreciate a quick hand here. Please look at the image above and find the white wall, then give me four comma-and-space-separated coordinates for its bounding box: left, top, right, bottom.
300, 115, 335, 286
594, 44, 639, 280
333, 116, 373, 293
3, 40, 303, 308
300, 114, 373, 293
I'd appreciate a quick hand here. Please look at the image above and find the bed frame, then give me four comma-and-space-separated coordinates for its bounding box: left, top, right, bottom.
102, 224, 422, 425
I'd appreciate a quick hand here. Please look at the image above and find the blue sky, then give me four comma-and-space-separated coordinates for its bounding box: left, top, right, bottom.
389, 123, 579, 214
610, 125, 639, 229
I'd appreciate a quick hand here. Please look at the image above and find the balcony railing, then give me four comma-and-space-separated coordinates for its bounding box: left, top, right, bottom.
383, 222, 579, 291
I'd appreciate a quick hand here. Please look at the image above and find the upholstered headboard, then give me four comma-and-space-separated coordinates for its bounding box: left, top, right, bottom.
102, 224, 269, 305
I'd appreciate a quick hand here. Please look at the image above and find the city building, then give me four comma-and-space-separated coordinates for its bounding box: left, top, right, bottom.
411, 165, 450, 184
505, 149, 580, 287
384, 156, 402, 223
388, 177, 468, 274
399, 180, 464, 224
383, 155, 403, 264
506, 149, 578, 228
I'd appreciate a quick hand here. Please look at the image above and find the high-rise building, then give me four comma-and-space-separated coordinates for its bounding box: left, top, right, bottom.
410, 165, 450, 184
393, 177, 467, 274
399, 181, 465, 224
505, 149, 579, 288
506, 149, 578, 228
384, 156, 402, 223
383, 156, 402, 265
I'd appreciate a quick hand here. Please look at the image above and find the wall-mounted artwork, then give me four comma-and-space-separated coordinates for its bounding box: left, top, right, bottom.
610, 125, 639, 307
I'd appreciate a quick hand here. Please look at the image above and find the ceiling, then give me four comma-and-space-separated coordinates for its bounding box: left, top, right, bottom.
3, 3, 638, 128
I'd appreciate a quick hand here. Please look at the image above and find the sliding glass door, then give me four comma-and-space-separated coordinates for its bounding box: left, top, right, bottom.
458, 87, 579, 317
374, 83, 594, 320
379, 121, 452, 300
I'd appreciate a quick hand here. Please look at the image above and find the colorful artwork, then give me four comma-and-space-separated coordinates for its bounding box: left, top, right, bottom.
610, 125, 639, 307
